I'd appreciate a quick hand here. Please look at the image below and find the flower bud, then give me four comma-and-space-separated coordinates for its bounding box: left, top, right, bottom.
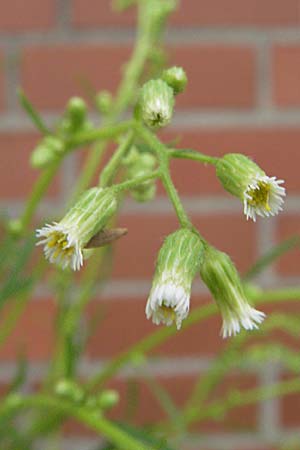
125, 148, 157, 202
162, 66, 187, 95
97, 389, 119, 410
139, 79, 174, 129
216, 153, 285, 221
37, 187, 117, 270
66, 97, 87, 131
146, 229, 203, 329
55, 379, 84, 403
95, 90, 113, 115
200, 244, 266, 338
30, 136, 65, 169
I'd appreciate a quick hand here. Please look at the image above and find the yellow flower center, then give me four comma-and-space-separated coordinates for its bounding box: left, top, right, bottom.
247, 181, 271, 211
47, 231, 74, 259
160, 304, 176, 321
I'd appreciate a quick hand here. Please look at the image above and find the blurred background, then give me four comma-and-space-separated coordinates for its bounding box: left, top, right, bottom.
0, 1, 300, 449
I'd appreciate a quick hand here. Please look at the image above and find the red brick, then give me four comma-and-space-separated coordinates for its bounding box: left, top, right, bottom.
172, 0, 300, 27
64, 374, 257, 435
276, 215, 300, 277
21, 45, 255, 110
72, 0, 136, 27
72, 0, 299, 27
0, 51, 5, 110
0, 0, 55, 31
162, 128, 300, 195
21, 46, 131, 110
172, 46, 255, 108
273, 46, 300, 107
280, 375, 300, 428
0, 299, 56, 361
112, 213, 256, 279
86, 296, 224, 359
0, 133, 59, 199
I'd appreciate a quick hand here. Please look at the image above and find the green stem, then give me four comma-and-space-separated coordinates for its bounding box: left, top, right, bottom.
72, 0, 155, 197
113, 170, 161, 193
135, 123, 192, 228
68, 121, 133, 149
169, 149, 218, 165
99, 130, 135, 187
1, 395, 155, 450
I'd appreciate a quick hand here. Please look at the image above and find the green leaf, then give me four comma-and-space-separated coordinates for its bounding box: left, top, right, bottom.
18, 88, 51, 135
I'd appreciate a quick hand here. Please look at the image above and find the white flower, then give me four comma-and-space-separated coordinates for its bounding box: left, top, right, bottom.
36, 187, 117, 271
140, 79, 174, 129
200, 245, 266, 339
220, 300, 266, 339
146, 229, 203, 330
36, 222, 83, 271
243, 174, 285, 222
146, 277, 190, 330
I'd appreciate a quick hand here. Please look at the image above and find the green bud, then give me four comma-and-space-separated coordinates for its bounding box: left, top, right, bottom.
36, 187, 118, 270
55, 379, 84, 403
30, 136, 65, 169
216, 153, 285, 221
162, 66, 187, 94
199, 244, 265, 338
139, 79, 174, 129
97, 389, 119, 410
66, 97, 87, 130
7, 219, 23, 237
146, 229, 203, 329
95, 90, 113, 115
125, 148, 157, 202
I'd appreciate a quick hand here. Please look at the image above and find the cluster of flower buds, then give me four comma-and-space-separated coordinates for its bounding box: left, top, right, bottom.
31, 135, 65, 169
123, 146, 157, 202
31, 97, 90, 169
55, 379, 119, 410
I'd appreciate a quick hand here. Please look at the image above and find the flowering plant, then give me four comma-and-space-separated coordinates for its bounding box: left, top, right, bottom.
0, 1, 300, 449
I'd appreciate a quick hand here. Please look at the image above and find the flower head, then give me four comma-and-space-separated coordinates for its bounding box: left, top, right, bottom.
216, 153, 285, 221
36, 187, 117, 271
146, 229, 203, 329
243, 174, 285, 221
200, 245, 265, 338
139, 79, 174, 129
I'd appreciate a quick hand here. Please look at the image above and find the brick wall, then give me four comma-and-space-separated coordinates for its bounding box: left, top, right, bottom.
0, 1, 300, 449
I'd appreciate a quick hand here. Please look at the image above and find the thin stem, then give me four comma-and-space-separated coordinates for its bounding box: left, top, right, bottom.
72, 0, 155, 197
135, 123, 192, 228
99, 130, 135, 187
0, 394, 155, 450
67, 121, 133, 149
169, 148, 219, 165
113, 169, 161, 193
